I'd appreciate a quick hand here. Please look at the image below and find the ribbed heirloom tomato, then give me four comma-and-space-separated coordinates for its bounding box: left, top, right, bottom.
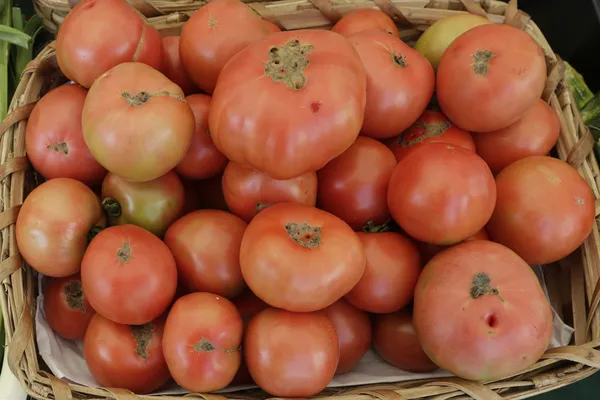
161, 36, 197, 96
210, 30, 367, 180
332, 9, 399, 37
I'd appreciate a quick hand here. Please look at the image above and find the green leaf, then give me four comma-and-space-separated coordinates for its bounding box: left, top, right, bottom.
0, 24, 30, 49
1, 0, 13, 121
13, 14, 42, 80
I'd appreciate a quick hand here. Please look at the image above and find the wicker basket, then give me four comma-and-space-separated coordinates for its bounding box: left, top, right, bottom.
2, 0, 600, 399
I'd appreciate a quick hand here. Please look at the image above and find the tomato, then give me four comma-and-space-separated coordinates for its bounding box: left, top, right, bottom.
263, 20, 281, 33
25, 84, 106, 185
179, 0, 270, 93
245, 308, 339, 397
332, 9, 399, 37
82, 62, 195, 182
43, 274, 95, 340
84, 314, 170, 394
81, 225, 177, 325
417, 228, 489, 264
385, 110, 475, 163
56, 0, 162, 88
486, 156, 595, 264
317, 137, 397, 230
241, 203, 366, 312
473, 99, 560, 175
161, 36, 197, 96
388, 143, 496, 245
101, 171, 185, 237
321, 299, 372, 374
223, 162, 318, 223
437, 24, 547, 132
174, 94, 228, 180
16, 178, 102, 277
414, 240, 553, 380
349, 29, 435, 138
163, 292, 243, 392
373, 311, 438, 372
164, 210, 247, 298
210, 30, 367, 180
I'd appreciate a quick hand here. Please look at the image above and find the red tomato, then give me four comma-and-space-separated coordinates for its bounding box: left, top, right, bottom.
84, 314, 170, 394
164, 210, 247, 298
332, 9, 399, 37
16, 178, 102, 277
210, 30, 367, 180
56, 0, 162, 88
349, 29, 435, 138
486, 156, 595, 264
240, 203, 366, 312
263, 20, 281, 33
414, 240, 553, 380
373, 311, 438, 373
163, 292, 243, 392
161, 36, 197, 96
245, 308, 339, 397
82, 62, 195, 182
174, 94, 228, 180
437, 24, 547, 132
317, 137, 396, 230
25, 84, 106, 185
345, 232, 421, 313
385, 110, 476, 162
417, 228, 489, 264
43, 274, 95, 340
387, 143, 496, 245
223, 161, 318, 223
473, 99, 560, 174
81, 225, 177, 325
321, 299, 372, 374
101, 171, 185, 237
179, 0, 270, 93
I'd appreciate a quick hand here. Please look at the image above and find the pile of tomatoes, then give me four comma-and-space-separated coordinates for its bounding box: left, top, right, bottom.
16, 0, 596, 397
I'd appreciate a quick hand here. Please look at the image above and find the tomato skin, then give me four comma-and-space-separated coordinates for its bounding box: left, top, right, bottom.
25, 84, 106, 185
332, 9, 399, 37
349, 30, 435, 138
387, 143, 496, 245
81, 225, 177, 325
224, 162, 318, 223
263, 20, 281, 33
240, 203, 366, 312
245, 308, 339, 397
413, 240, 553, 381
210, 30, 367, 180
56, 0, 163, 88
164, 210, 247, 298
162, 292, 243, 392
16, 178, 102, 277
486, 156, 595, 265
161, 36, 197, 96
84, 314, 170, 394
473, 100, 560, 175
417, 228, 489, 264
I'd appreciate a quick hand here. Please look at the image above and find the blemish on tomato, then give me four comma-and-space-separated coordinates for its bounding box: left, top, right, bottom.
576, 197, 584, 205
310, 102, 321, 113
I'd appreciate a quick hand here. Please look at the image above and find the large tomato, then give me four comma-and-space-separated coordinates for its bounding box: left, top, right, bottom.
101, 171, 185, 237
209, 30, 367, 180
56, 0, 162, 88
332, 9, 399, 37
43, 274, 95, 340
245, 308, 339, 397
25, 84, 106, 185
161, 36, 197, 96
349, 29, 435, 138
223, 162, 317, 223
413, 240, 553, 381
164, 210, 247, 298
163, 292, 243, 392
174, 94, 228, 180
84, 314, 170, 394
486, 156, 595, 264
179, 0, 270, 93
437, 24, 547, 132
388, 143, 496, 245
240, 203, 366, 312
385, 110, 475, 163
16, 178, 102, 277
82, 62, 194, 182
318, 136, 397, 230
473, 99, 560, 174
81, 225, 177, 325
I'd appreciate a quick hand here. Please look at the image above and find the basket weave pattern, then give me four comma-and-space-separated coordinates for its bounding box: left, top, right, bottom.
3, 0, 600, 399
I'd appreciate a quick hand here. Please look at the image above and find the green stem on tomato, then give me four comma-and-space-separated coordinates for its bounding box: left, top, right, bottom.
362, 220, 393, 233
101, 197, 121, 219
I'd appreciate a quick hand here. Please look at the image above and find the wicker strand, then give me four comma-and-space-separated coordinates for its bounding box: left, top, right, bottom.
0, 103, 36, 138
41, 371, 74, 400
541, 346, 600, 368
458, 0, 488, 18
0, 253, 23, 284
423, 378, 503, 400
107, 388, 143, 400
372, 0, 413, 28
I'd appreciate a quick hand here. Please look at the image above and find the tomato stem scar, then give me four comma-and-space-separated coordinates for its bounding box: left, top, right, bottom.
64, 280, 86, 312
285, 222, 321, 248
131, 322, 154, 359
264, 39, 314, 90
